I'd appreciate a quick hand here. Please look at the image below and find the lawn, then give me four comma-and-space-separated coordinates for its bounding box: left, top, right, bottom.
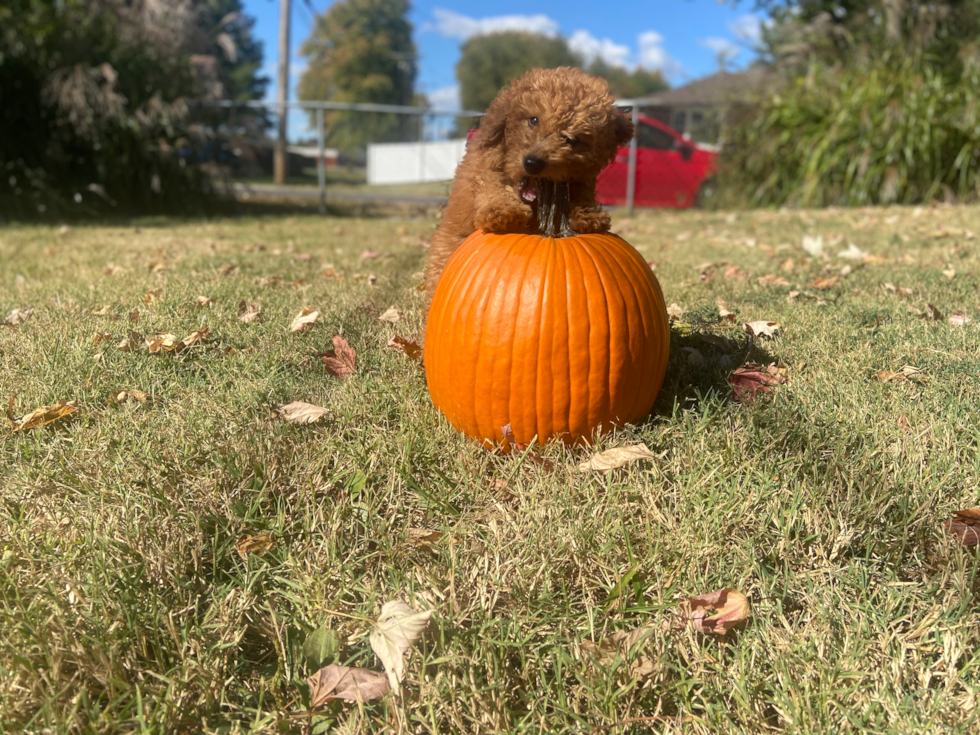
2, 203, 980, 734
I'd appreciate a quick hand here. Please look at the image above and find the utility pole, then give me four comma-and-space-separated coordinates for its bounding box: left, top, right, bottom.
274, 0, 291, 185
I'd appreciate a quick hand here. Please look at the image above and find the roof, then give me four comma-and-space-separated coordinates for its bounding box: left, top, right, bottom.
635, 68, 772, 108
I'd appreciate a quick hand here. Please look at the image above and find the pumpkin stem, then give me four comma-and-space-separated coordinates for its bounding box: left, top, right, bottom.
535, 180, 574, 239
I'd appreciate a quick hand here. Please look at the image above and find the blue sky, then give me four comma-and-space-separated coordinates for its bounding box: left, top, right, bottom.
243, 0, 764, 136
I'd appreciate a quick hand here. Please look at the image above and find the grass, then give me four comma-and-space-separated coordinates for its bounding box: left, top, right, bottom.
2, 203, 980, 734
236, 167, 453, 198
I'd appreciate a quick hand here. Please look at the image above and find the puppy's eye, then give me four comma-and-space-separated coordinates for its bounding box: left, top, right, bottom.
528, 117, 539, 129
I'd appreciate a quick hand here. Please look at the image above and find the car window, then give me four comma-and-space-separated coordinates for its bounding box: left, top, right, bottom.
637, 123, 677, 151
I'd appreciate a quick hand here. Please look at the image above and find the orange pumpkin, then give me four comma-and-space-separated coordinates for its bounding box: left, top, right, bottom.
424, 229, 670, 446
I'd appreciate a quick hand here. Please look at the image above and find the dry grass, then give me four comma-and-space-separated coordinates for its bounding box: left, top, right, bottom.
2, 204, 980, 734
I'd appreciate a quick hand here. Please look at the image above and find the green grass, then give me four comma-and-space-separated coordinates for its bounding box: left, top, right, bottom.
2, 204, 980, 734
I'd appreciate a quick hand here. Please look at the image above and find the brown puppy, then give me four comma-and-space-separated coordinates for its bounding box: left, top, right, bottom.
423, 67, 633, 300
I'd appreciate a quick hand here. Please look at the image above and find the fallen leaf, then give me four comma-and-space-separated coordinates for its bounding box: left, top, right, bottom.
921, 303, 945, 321
307, 664, 390, 706
104, 264, 126, 276
7, 399, 79, 431
387, 335, 423, 362
759, 274, 791, 288
181, 327, 210, 348
716, 297, 736, 322
303, 627, 342, 671
811, 275, 839, 290
321, 336, 357, 379
322, 265, 342, 280
361, 249, 381, 260
142, 289, 159, 305
801, 235, 824, 258
838, 243, 868, 260
666, 303, 685, 318
235, 531, 274, 558
949, 313, 972, 327
578, 444, 656, 473
581, 624, 659, 679
93, 332, 113, 345
786, 290, 801, 303
112, 389, 148, 403
876, 365, 927, 384
407, 528, 445, 545
238, 301, 262, 323
3, 308, 34, 327
128, 310, 140, 323
276, 401, 329, 425
943, 269, 956, 280
780, 257, 795, 273
146, 333, 183, 354
696, 262, 715, 283
724, 264, 748, 280
744, 321, 780, 338
378, 305, 402, 323
730, 363, 787, 402
290, 306, 320, 333
90, 304, 113, 316
839, 264, 853, 277
197, 296, 213, 307
147, 260, 166, 273
682, 588, 750, 635
220, 263, 239, 277
369, 600, 432, 694
945, 508, 980, 546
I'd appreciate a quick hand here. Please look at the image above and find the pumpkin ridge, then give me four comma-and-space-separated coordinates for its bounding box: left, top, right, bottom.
535, 236, 556, 442
499, 234, 537, 443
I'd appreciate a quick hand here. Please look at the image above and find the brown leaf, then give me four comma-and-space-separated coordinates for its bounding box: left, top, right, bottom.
290, 306, 320, 333
949, 313, 972, 327
238, 301, 262, 323
321, 336, 357, 379
666, 303, 685, 319
387, 335, 423, 362
696, 262, 715, 283
724, 264, 749, 280
716, 298, 736, 322
407, 528, 444, 545
758, 274, 791, 288
730, 363, 787, 403
276, 401, 329, 425
104, 264, 126, 276
128, 309, 140, 323
876, 365, 927, 384
220, 263, 239, 277
4, 308, 34, 327
147, 260, 166, 273
307, 664, 390, 707
196, 296, 213, 307
913, 303, 945, 321
578, 444, 656, 473
360, 249, 381, 260
235, 531, 274, 558
146, 333, 184, 354
90, 304, 113, 316
811, 275, 839, 290
181, 327, 210, 348
142, 289, 159, 305
744, 321, 780, 338
93, 331, 113, 345
378, 305, 402, 323
112, 389, 149, 403
946, 508, 980, 546
322, 265, 342, 281
8, 399, 79, 431
682, 587, 750, 635
780, 257, 795, 273
581, 624, 659, 679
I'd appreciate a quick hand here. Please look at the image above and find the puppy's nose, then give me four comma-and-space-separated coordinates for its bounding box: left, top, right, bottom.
523, 155, 546, 175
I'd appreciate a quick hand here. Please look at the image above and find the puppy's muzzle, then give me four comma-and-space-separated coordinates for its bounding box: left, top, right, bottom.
523, 155, 546, 175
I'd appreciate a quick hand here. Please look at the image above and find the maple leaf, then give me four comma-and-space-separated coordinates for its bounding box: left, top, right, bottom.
276, 401, 329, 425
369, 600, 432, 694
387, 335, 423, 362
378, 305, 402, 323
730, 363, 788, 403
743, 321, 780, 338
682, 588, 750, 635
7, 398, 79, 431
307, 664, 390, 707
578, 444, 656, 473
290, 306, 320, 333
321, 336, 357, 379
235, 531, 274, 558
945, 508, 980, 546
3, 308, 34, 327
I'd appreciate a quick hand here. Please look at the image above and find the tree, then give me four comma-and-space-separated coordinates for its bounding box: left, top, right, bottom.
456, 33, 582, 113
586, 59, 668, 100
298, 0, 417, 151
0, 0, 268, 217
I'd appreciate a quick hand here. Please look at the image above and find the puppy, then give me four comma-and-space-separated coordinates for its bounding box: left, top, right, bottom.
423, 66, 634, 299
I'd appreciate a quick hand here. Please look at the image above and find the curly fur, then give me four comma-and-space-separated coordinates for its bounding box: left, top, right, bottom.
423, 67, 634, 300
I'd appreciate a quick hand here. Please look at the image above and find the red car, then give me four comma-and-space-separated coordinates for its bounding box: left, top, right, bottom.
595, 116, 717, 209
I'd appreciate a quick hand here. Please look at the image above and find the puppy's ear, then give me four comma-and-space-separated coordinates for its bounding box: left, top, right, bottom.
476, 88, 512, 150
613, 112, 634, 147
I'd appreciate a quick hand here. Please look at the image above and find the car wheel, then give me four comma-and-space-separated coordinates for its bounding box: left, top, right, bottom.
695, 178, 718, 208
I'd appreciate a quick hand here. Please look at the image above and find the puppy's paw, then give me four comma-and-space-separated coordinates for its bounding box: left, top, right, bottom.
570, 207, 611, 234
477, 201, 534, 234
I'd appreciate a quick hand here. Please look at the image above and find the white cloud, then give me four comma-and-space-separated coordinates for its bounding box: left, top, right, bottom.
425, 8, 559, 40
638, 31, 683, 78
427, 84, 460, 111
568, 30, 631, 69
728, 14, 763, 44
700, 37, 740, 63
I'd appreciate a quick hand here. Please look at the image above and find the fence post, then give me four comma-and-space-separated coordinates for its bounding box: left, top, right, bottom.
316, 106, 326, 215
625, 103, 639, 216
